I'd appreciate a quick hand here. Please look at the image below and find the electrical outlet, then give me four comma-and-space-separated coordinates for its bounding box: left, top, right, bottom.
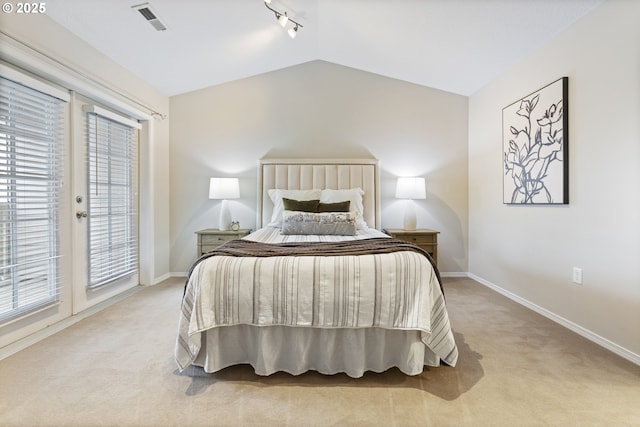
572, 267, 583, 285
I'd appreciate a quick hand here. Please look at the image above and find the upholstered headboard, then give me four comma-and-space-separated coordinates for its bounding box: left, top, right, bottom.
257, 158, 381, 230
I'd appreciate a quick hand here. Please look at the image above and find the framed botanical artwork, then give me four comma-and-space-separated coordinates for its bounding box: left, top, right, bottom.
503, 77, 568, 204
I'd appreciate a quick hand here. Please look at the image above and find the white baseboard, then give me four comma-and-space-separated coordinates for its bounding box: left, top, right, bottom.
440, 272, 468, 278
171, 272, 188, 278
468, 273, 640, 366
151, 272, 171, 285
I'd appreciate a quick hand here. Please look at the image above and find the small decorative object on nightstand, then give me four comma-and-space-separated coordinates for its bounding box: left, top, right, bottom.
195, 228, 251, 256
384, 228, 439, 267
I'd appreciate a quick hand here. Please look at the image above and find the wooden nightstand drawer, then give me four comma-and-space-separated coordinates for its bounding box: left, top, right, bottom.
383, 228, 439, 267
201, 234, 236, 245
400, 233, 437, 245
195, 228, 252, 256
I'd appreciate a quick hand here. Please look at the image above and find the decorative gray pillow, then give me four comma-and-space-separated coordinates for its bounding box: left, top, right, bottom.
281, 210, 357, 235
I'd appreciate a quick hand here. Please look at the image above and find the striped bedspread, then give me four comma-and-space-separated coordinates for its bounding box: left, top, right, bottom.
175, 229, 458, 371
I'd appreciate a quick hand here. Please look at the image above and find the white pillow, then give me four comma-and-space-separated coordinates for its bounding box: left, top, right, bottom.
267, 189, 322, 227
320, 188, 367, 229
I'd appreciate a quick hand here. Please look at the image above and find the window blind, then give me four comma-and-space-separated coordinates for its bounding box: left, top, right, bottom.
0, 76, 66, 322
85, 110, 139, 288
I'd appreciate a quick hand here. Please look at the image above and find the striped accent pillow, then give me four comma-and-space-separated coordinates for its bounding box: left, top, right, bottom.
281, 210, 357, 235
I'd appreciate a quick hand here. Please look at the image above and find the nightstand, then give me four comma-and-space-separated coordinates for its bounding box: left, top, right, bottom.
383, 228, 439, 267
195, 228, 251, 256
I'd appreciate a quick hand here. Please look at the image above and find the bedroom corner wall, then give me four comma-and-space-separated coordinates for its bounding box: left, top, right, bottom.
468, 0, 640, 361
169, 61, 468, 275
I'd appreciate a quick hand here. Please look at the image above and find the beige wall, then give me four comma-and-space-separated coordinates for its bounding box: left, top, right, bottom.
469, 0, 640, 360
170, 61, 469, 274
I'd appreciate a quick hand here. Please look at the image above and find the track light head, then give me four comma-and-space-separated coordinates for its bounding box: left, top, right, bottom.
264, 1, 303, 39
277, 12, 289, 27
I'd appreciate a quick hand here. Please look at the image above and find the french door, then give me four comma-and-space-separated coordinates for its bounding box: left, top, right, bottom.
1, 66, 144, 349
71, 96, 139, 314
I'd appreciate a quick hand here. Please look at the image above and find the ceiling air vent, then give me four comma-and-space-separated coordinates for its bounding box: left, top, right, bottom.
132, 2, 167, 31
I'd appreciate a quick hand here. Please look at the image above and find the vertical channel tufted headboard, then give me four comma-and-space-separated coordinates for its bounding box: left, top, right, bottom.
257, 158, 381, 230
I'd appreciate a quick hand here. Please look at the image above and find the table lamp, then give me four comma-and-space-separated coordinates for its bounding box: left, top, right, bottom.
209, 177, 240, 231
395, 177, 426, 230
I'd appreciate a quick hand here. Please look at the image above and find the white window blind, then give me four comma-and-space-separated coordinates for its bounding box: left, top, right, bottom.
0, 76, 65, 322
85, 109, 139, 288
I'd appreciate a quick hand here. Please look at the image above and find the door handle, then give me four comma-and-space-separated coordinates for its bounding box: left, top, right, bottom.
76, 211, 88, 219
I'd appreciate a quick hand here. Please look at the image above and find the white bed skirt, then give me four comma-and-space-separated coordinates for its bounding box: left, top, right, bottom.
192, 325, 443, 378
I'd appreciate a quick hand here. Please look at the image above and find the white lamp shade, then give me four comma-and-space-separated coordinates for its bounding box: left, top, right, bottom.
395, 177, 426, 200
209, 178, 240, 200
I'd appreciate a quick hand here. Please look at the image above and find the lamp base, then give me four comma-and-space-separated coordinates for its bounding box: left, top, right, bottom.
219, 199, 232, 231
403, 201, 417, 231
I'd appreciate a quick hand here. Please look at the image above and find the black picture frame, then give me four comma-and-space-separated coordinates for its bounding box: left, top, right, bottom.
502, 77, 568, 204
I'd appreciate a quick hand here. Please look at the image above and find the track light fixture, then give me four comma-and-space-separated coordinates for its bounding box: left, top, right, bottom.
264, 0, 303, 39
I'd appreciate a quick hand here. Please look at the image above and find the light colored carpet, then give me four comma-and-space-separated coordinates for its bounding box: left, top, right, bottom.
0, 277, 638, 426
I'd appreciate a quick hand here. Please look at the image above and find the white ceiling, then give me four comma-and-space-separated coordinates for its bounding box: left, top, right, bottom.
45, 0, 603, 97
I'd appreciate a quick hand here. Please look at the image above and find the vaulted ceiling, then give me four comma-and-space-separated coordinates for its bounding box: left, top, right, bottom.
45, 0, 603, 97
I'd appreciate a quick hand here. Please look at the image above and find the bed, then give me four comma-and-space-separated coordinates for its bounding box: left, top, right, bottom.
175, 158, 458, 378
